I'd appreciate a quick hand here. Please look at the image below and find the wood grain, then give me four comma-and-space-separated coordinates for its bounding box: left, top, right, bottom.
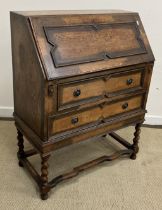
11, 10, 154, 200
10, 13, 45, 138
52, 95, 143, 134
44, 22, 146, 67
59, 69, 142, 106
29, 12, 154, 79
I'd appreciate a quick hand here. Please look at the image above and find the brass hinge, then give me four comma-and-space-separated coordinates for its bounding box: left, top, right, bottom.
48, 85, 54, 96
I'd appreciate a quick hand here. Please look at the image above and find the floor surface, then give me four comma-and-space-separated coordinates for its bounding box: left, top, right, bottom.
0, 121, 162, 210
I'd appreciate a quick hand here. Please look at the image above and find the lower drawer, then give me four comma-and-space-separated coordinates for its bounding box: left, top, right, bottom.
49, 94, 144, 135
46, 112, 145, 152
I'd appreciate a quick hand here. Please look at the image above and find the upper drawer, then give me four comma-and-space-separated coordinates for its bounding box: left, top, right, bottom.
58, 69, 144, 110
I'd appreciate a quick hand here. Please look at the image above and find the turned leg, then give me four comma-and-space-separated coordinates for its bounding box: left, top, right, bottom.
130, 123, 142, 160
40, 154, 51, 200
17, 129, 25, 167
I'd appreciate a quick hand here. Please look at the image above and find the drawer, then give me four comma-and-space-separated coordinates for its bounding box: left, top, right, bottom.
52, 94, 143, 134
58, 69, 143, 110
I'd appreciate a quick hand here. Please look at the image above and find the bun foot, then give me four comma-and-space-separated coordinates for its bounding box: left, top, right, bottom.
18, 160, 24, 167
40, 193, 48, 200
130, 153, 136, 160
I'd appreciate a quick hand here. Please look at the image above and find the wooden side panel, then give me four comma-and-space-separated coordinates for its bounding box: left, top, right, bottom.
143, 63, 154, 108
10, 13, 45, 138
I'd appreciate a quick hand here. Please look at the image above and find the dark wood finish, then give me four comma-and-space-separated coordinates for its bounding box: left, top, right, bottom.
109, 132, 132, 149
10, 10, 154, 200
44, 22, 146, 67
23, 149, 38, 158
10, 13, 45, 138
18, 153, 42, 187
51, 94, 143, 134
17, 137, 134, 199
48, 149, 133, 188
17, 129, 25, 166
40, 154, 51, 200
58, 68, 143, 110
28, 11, 154, 80
130, 122, 142, 160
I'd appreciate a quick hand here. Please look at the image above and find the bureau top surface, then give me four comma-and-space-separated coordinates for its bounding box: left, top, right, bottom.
12, 10, 137, 16
11, 10, 154, 80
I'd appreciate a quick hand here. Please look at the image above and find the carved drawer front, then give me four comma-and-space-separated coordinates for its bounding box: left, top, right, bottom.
51, 94, 143, 134
58, 69, 143, 110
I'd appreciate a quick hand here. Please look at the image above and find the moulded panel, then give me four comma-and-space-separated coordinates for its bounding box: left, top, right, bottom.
29, 12, 154, 79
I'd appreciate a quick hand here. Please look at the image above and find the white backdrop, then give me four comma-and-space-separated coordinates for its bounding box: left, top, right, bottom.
0, 0, 161, 124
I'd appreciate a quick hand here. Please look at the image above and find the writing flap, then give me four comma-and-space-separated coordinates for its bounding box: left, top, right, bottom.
44, 22, 146, 68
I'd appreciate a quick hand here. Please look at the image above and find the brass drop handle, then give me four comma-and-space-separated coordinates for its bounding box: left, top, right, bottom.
71, 117, 79, 124
127, 78, 133, 85
73, 89, 81, 97
122, 102, 128, 110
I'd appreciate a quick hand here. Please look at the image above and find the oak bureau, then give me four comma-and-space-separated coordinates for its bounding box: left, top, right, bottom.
10, 10, 154, 200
